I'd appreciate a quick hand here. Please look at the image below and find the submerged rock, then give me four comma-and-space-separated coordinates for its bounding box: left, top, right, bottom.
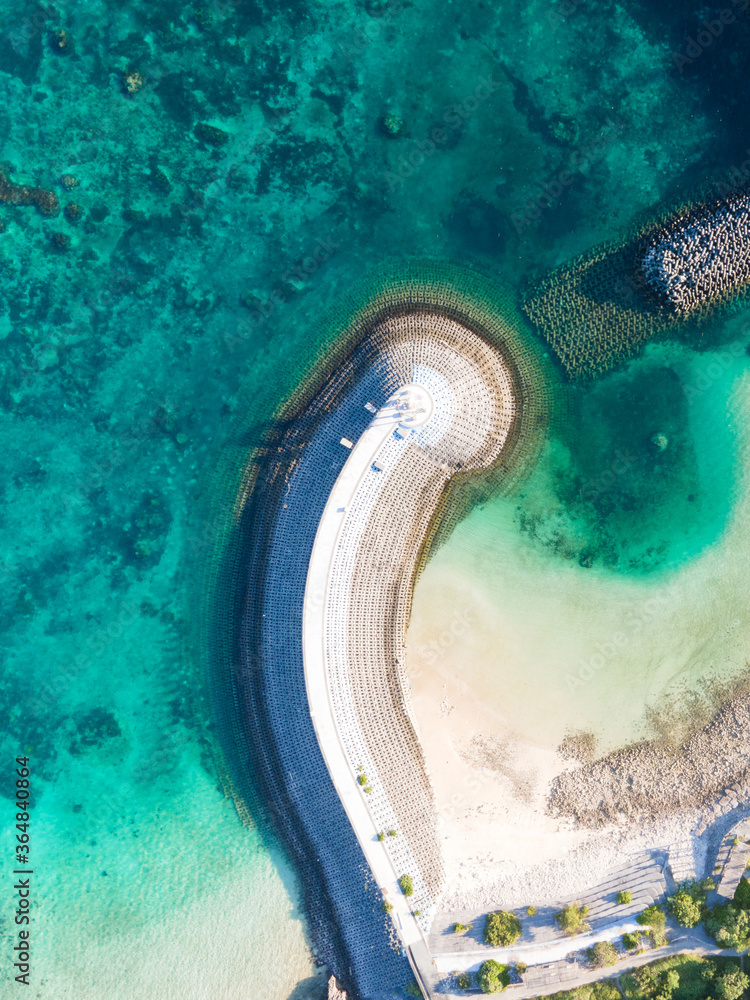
194, 121, 230, 147
0, 168, 59, 216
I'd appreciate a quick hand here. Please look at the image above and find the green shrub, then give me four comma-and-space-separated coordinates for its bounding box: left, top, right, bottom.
453, 922, 472, 934
477, 959, 510, 994
516, 963, 527, 975
617, 890, 632, 905
382, 900, 393, 913
399, 874, 414, 897
586, 941, 618, 968
733, 876, 750, 909
377, 831, 385, 842
650, 930, 667, 948
705, 903, 750, 950
527, 905, 537, 917
388, 829, 397, 837
484, 911, 522, 946
554, 903, 591, 936
405, 983, 422, 998
357, 774, 367, 785
636, 905, 666, 929
622, 932, 641, 951
457, 973, 471, 990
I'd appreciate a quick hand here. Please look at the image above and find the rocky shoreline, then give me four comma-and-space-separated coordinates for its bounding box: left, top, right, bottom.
548, 691, 750, 828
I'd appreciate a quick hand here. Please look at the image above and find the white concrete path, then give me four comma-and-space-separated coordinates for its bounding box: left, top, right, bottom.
302, 385, 434, 953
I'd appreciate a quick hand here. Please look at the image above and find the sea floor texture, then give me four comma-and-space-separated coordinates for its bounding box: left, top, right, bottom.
3, 0, 750, 997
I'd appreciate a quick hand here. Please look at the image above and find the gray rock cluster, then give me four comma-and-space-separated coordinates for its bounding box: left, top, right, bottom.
328, 976, 349, 1000
548, 692, 750, 828
640, 193, 750, 315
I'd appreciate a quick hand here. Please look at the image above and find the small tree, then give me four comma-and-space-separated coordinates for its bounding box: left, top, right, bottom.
453, 922, 472, 935
515, 963, 527, 975
477, 960, 510, 994
399, 874, 414, 897
357, 773, 367, 785
554, 902, 591, 936
586, 941, 618, 968
527, 905, 537, 917
667, 889, 703, 928
616, 890, 632, 905
636, 904, 666, 929
377, 831, 385, 842
484, 911, 522, 946
457, 973, 471, 990
382, 900, 393, 913
705, 902, 750, 949
634, 965, 679, 1000
622, 932, 640, 950
713, 967, 750, 1000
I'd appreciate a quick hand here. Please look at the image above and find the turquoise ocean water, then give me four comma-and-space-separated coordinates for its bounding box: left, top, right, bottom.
2, 0, 750, 996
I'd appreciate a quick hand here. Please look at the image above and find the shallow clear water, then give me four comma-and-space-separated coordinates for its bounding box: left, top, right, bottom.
3, 0, 750, 995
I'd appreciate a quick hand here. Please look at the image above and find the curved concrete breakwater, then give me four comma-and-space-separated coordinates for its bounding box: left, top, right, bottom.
210, 267, 554, 1000
303, 321, 516, 941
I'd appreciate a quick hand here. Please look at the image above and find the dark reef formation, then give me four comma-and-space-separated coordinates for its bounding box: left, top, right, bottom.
0, 168, 59, 216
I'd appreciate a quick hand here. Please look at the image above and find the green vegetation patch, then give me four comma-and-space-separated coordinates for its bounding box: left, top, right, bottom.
554, 902, 591, 936
636, 904, 666, 929
665, 879, 714, 929
619, 955, 739, 1000
622, 931, 642, 951
477, 959, 510, 994
484, 910, 522, 946
586, 941, 619, 969
399, 874, 414, 897
540, 979, 620, 1000
705, 902, 750, 950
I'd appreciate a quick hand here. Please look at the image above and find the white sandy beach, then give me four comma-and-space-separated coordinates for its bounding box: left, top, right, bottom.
404, 345, 750, 910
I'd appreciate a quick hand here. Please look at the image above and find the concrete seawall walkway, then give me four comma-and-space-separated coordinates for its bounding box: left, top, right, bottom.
303, 385, 439, 981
